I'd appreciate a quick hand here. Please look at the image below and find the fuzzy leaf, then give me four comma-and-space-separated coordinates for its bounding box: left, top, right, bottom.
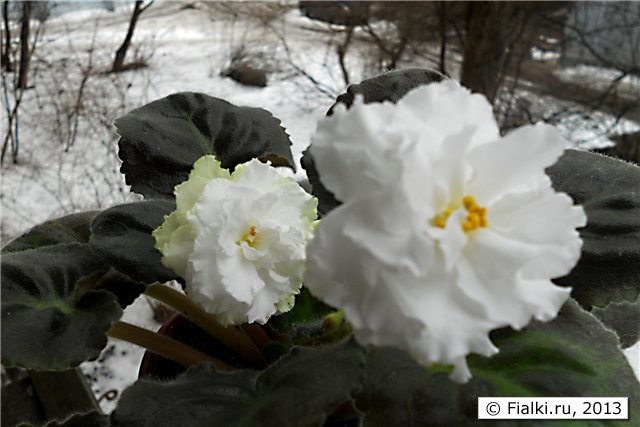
302, 68, 444, 215
327, 68, 445, 115
2, 211, 145, 310
470, 300, 639, 404
43, 411, 110, 427
356, 299, 640, 426
592, 297, 640, 349
355, 347, 474, 426
548, 150, 640, 309
1, 244, 122, 370
111, 340, 365, 427
115, 92, 295, 199
89, 200, 178, 285
76, 268, 146, 309
2, 211, 98, 253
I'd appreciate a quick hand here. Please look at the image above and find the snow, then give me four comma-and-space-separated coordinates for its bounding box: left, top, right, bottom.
82, 295, 161, 413
2, 1, 639, 414
530, 46, 560, 62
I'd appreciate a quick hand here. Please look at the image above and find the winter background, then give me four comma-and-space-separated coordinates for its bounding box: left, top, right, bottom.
1, 0, 639, 413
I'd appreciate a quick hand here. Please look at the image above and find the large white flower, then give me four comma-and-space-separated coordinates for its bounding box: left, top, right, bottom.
154, 156, 317, 326
305, 81, 586, 382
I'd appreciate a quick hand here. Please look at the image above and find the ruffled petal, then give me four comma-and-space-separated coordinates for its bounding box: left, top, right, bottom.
399, 81, 499, 147
467, 123, 568, 203
152, 210, 196, 278
154, 155, 316, 326
310, 101, 409, 202
306, 81, 585, 382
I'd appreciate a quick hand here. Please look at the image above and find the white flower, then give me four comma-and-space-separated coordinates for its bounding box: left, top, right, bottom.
154, 156, 317, 326
305, 81, 586, 382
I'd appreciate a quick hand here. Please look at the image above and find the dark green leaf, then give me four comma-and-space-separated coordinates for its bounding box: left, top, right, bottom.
89, 200, 178, 284
355, 346, 479, 426
43, 411, 110, 427
111, 340, 365, 427
2, 211, 98, 253
300, 148, 341, 216
592, 297, 640, 349
471, 300, 639, 403
356, 299, 640, 426
115, 92, 295, 199
302, 68, 444, 215
77, 268, 146, 309
327, 68, 445, 116
548, 150, 640, 309
1, 244, 122, 370
2, 211, 144, 309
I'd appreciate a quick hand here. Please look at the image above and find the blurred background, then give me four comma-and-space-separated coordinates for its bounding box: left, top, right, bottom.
2, 0, 639, 413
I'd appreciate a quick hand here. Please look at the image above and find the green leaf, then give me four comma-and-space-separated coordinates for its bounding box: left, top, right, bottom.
355, 347, 473, 426
302, 68, 444, 215
327, 68, 445, 116
43, 411, 110, 427
356, 300, 640, 426
1, 244, 122, 370
471, 300, 639, 403
548, 150, 640, 309
89, 200, 178, 284
592, 297, 640, 349
2, 211, 98, 253
300, 150, 341, 216
115, 92, 295, 199
473, 300, 640, 426
111, 340, 365, 427
2, 211, 144, 309
76, 268, 146, 309
269, 287, 334, 332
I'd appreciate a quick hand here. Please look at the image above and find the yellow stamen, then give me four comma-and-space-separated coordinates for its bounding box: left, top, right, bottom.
463, 195, 476, 210
239, 225, 260, 248
433, 195, 488, 233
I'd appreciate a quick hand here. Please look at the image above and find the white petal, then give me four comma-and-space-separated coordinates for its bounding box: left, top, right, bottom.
399, 82, 499, 148
468, 123, 568, 203
311, 101, 408, 202
175, 156, 230, 211
458, 222, 577, 328
301, 82, 585, 382
246, 286, 282, 324
156, 156, 316, 325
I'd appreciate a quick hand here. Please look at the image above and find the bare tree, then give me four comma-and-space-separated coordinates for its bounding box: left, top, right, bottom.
112, 0, 153, 72
460, 2, 538, 105
17, 0, 31, 89
2, 1, 44, 164
2, 0, 12, 72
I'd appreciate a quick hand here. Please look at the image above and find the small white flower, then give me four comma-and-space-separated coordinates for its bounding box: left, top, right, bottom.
305, 82, 586, 382
154, 156, 317, 326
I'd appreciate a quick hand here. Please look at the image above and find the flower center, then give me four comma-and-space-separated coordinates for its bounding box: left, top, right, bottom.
433, 195, 488, 233
239, 225, 261, 248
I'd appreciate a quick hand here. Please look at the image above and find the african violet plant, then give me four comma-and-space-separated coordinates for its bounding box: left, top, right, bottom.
2, 68, 640, 426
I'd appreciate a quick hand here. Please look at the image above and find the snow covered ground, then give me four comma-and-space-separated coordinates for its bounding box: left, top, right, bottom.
1, 1, 638, 413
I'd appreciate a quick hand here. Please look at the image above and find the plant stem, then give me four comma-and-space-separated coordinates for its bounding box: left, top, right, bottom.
145, 283, 267, 368
240, 323, 270, 351
108, 321, 232, 371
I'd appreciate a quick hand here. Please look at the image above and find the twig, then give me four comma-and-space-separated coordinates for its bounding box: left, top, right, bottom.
268, 24, 337, 99
336, 26, 353, 86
